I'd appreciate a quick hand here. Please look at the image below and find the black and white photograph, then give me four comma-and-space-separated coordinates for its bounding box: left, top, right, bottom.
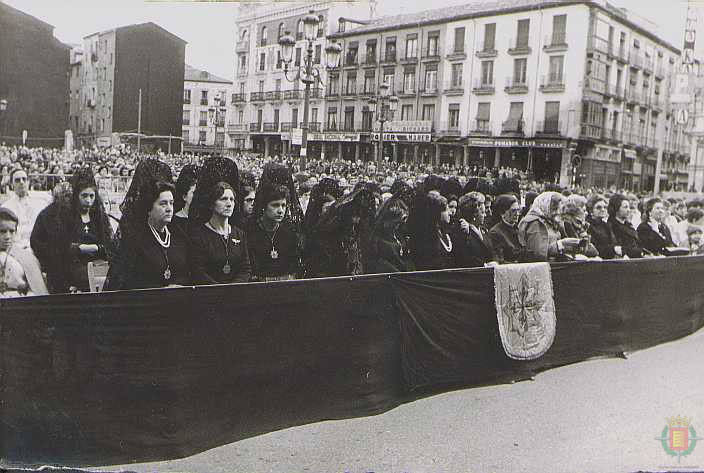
1, 0, 704, 471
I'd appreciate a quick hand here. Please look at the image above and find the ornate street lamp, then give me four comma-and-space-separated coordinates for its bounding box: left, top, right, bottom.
279, 10, 341, 168
0, 99, 7, 142
208, 92, 227, 155
369, 81, 398, 163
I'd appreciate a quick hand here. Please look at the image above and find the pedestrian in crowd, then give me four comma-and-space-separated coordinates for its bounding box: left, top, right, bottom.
487, 194, 524, 264
30, 167, 113, 293
408, 192, 455, 271
586, 194, 622, 259
366, 191, 413, 274
637, 197, 675, 256
190, 181, 251, 285
3, 167, 50, 249
452, 192, 495, 268
607, 194, 645, 258
0, 207, 47, 298
672, 207, 704, 248
517, 191, 581, 262
172, 164, 200, 235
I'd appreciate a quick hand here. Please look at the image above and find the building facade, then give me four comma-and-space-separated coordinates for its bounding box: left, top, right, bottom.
322, 0, 691, 191
0, 1, 70, 145
182, 65, 233, 154
73, 22, 186, 150
233, 0, 370, 158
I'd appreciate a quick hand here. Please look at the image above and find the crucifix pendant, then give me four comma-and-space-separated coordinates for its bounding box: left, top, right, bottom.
270, 248, 279, 260
223, 263, 231, 274
164, 267, 172, 281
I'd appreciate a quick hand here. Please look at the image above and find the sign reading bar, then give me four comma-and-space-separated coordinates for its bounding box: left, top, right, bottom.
373, 120, 433, 133
465, 138, 567, 148
308, 132, 360, 142
371, 132, 432, 142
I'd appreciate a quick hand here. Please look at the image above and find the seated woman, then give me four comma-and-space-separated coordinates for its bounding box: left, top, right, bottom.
487, 194, 524, 264
637, 197, 676, 256
607, 194, 644, 258
517, 191, 581, 262
171, 164, 199, 236
244, 183, 298, 282
408, 192, 455, 271
105, 178, 191, 290
586, 194, 622, 259
190, 182, 251, 284
452, 192, 495, 268
0, 207, 48, 297
366, 192, 414, 274
559, 201, 599, 258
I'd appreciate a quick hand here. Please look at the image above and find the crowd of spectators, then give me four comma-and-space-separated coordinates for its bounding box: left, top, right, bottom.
0, 142, 701, 297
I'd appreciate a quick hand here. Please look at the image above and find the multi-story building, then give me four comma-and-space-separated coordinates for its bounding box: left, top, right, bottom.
0, 1, 70, 145
73, 22, 186, 150
182, 65, 233, 154
321, 0, 688, 191
233, 0, 370, 158
68, 46, 84, 137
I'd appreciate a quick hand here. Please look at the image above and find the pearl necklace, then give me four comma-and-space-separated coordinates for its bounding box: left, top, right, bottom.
148, 222, 171, 248
438, 231, 452, 253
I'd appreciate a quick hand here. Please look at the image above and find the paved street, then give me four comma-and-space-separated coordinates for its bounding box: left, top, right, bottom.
95, 327, 704, 473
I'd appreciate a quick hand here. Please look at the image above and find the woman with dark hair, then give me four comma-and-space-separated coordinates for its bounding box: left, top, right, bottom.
103, 159, 191, 290
305, 188, 374, 278
172, 164, 200, 235
30, 167, 113, 293
408, 192, 455, 271
244, 183, 298, 281
607, 194, 644, 258
487, 194, 524, 264
586, 194, 621, 259
452, 192, 495, 268
366, 192, 414, 274
240, 185, 256, 223
253, 162, 305, 233
637, 197, 675, 256
190, 181, 250, 284
190, 157, 241, 228
517, 191, 580, 262
520, 191, 539, 220
302, 178, 342, 277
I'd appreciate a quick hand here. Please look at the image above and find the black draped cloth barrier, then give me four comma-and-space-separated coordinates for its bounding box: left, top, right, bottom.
1, 256, 704, 467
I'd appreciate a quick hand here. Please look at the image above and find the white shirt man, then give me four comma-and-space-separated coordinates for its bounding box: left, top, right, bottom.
3, 169, 50, 249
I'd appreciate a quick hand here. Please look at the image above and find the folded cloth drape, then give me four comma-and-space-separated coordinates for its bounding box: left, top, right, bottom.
494, 262, 556, 360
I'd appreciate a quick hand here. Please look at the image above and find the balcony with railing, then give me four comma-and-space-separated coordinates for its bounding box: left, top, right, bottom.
473, 78, 495, 95
539, 74, 565, 93
200, 99, 209, 106
625, 88, 640, 105
227, 123, 248, 132
629, 51, 643, 69
381, 51, 397, 64
250, 122, 261, 132
587, 36, 610, 55
508, 37, 531, 55
280, 122, 294, 132
643, 58, 654, 75
183, 117, 190, 126
580, 123, 602, 140
263, 122, 279, 132
284, 90, 301, 100
199, 120, 208, 127
655, 64, 665, 80
544, 32, 567, 52
363, 55, 377, 66
436, 121, 461, 136
341, 122, 357, 132
236, 40, 249, 52
536, 119, 562, 136
344, 54, 358, 68
420, 82, 439, 96
469, 119, 492, 135
342, 84, 358, 97
400, 53, 418, 64
446, 45, 466, 60
265, 91, 282, 101
183, 97, 191, 105
310, 88, 324, 99
501, 118, 525, 135
250, 92, 265, 102
475, 41, 497, 58
421, 49, 441, 62
325, 123, 338, 132
444, 80, 464, 95
398, 81, 416, 97
308, 122, 322, 132
359, 86, 376, 97
585, 77, 606, 95
615, 46, 628, 63
231, 93, 246, 104
505, 77, 529, 94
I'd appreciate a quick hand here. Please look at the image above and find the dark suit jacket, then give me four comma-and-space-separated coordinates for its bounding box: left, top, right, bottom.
637, 221, 675, 256
452, 225, 494, 268
587, 217, 618, 259
487, 220, 524, 263
608, 218, 644, 258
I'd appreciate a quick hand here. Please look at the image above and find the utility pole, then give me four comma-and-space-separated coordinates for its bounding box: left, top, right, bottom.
137, 88, 142, 152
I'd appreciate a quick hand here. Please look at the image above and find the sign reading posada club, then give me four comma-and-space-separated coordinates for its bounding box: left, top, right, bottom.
466, 138, 567, 148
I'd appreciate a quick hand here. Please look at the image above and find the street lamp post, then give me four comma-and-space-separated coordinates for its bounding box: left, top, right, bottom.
0, 99, 8, 143
369, 82, 398, 163
208, 92, 227, 156
279, 10, 341, 169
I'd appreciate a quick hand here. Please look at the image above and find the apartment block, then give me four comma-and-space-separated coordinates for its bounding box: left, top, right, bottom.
182, 65, 233, 154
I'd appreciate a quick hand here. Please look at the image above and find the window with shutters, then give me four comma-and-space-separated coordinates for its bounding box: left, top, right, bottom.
344, 107, 355, 131
297, 20, 304, 41
476, 102, 491, 131
278, 23, 284, 39
317, 15, 324, 37
483, 23, 496, 51
182, 110, 190, 126
552, 15, 566, 45
426, 32, 439, 57
481, 61, 494, 85
199, 131, 207, 143
364, 71, 376, 93
516, 19, 530, 47
311, 108, 318, 124
424, 65, 437, 91
405, 35, 417, 59
422, 104, 435, 121
401, 104, 414, 120
184, 89, 191, 103
238, 110, 243, 124
448, 104, 460, 129
327, 108, 337, 129
346, 73, 357, 94
549, 56, 564, 83
273, 109, 280, 126
277, 51, 282, 69
385, 38, 397, 61
544, 102, 560, 132
454, 27, 465, 53
513, 58, 527, 85
451, 63, 463, 87
404, 70, 416, 93
366, 40, 377, 64
259, 52, 266, 71
346, 43, 359, 66
261, 26, 268, 46
362, 109, 373, 129
259, 81, 264, 93
384, 71, 395, 94
328, 75, 339, 95
182, 129, 189, 143
199, 111, 208, 127
275, 79, 281, 92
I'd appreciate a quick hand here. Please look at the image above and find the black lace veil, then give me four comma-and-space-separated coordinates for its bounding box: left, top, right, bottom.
189, 157, 241, 226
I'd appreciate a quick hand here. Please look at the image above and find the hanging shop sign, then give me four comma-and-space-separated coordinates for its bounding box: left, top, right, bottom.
308, 132, 360, 142
593, 145, 622, 163
465, 138, 567, 148
371, 132, 432, 142
373, 121, 433, 133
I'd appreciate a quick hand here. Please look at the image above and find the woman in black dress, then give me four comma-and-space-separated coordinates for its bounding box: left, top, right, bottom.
245, 183, 298, 281
171, 164, 199, 236
408, 192, 455, 271
637, 197, 675, 256
190, 181, 251, 284
586, 194, 621, 259
487, 194, 524, 264
366, 192, 414, 274
452, 191, 495, 268
607, 193, 644, 258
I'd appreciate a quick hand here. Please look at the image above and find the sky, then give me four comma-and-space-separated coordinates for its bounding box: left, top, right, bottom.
3, 0, 697, 81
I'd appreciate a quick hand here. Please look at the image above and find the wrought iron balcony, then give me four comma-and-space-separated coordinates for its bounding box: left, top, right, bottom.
284, 90, 301, 100
325, 123, 338, 131
536, 120, 562, 136
444, 80, 465, 95
227, 123, 248, 132
475, 42, 497, 58
308, 122, 321, 132
470, 119, 492, 135
508, 37, 531, 55
231, 93, 246, 104
236, 40, 249, 52
263, 122, 279, 132
505, 77, 529, 94
250, 92, 265, 102
381, 52, 397, 63
437, 121, 461, 136
280, 122, 293, 132
543, 33, 567, 52
580, 124, 602, 140
472, 78, 495, 95
199, 120, 208, 127
250, 122, 261, 132
200, 99, 209, 106
266, 91, 282, 101
310, 88, 324, 99
539, 74, 565, 93
501, 118, 525, 134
